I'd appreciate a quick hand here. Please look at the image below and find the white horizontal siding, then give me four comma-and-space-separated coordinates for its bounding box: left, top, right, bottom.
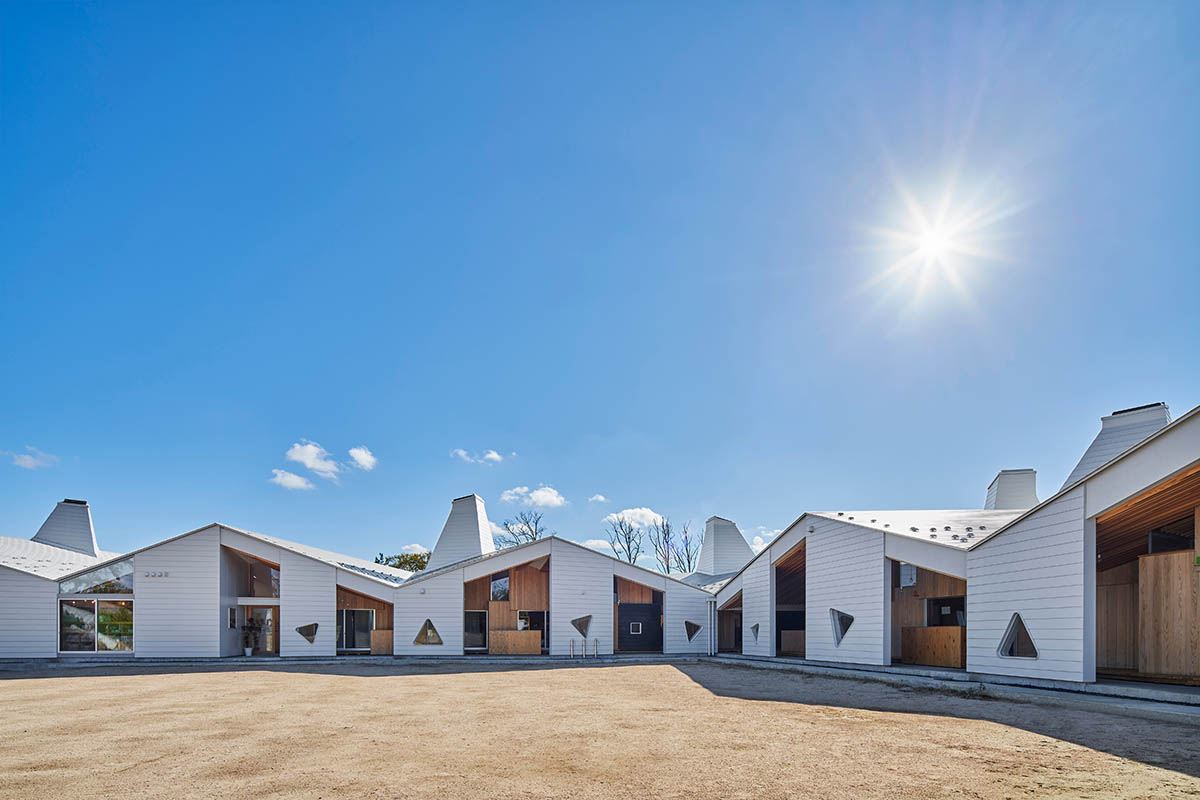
549, 539, 613, 656
460, 539, 552, 581
133, 526, 221, 657
966, 487, 1087, 682
394, 569, 464, 655
805, 518, 886, 666
279, 551, 336, 657
663, 585, 712, 654
740, 554, 773, 656
0, 567, 57, 657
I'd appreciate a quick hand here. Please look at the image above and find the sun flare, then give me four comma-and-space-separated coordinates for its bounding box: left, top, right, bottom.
861, 173, 1024, 314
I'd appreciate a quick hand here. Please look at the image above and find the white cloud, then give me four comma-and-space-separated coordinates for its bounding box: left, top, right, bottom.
348, 446, 377, 471
286, 439, 340, 480
8, 446, 58, 470
452, 448, 505, 465
750, 527, 782, 553
489, 521, 507, 537
603, 507, 664, 529
400, 543, 429, 554
500, 486, 530, 503
579, 539, 614, 551
527, 486, 566, 508
269, 469, 314, 490
588, 494, 608, 503
501, 485, 567, 508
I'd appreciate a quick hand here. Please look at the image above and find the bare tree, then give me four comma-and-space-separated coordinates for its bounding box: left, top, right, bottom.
606, 517, 643, 564
648, 516, 676, 573
674, 520, 700, 573
496, 510, 553, 548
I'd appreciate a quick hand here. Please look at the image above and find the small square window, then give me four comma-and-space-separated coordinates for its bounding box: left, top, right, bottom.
228, 608, 237, 629
630, 622, 642, 635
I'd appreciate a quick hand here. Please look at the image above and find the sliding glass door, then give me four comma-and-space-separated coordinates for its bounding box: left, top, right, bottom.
336, 609, 374, 650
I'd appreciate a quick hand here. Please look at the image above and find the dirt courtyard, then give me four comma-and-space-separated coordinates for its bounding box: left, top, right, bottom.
0, 661, 1196, 799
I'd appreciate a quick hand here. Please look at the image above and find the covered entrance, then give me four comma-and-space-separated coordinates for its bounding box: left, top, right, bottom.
774, 540, 806, 657
336, 586, 394, 655
244, 605, 278, 655
614, 576, 663, 653
1095, 461, 1200, 685
463, 555, 550, 655
718, 591, 742, 653
889, 560, 967, 669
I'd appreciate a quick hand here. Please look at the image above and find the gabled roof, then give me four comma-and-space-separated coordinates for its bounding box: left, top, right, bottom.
57, 522, 413, 588
970, 402, 1200, 550
400, 535, 718, 594
0, 536, 123, 580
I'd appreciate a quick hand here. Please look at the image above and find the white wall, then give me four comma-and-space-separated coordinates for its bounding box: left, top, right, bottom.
740, 553, 773, 656
279, 550, 336, 657
133, 526, 221, 657
663, 585, 713, 654
394, 568, 464, 655
966, 487, 1089, 682
1085, 412, 1200, 517
549, 539, 613, 656
0, 567, 57, 657
805, 517, 887, 665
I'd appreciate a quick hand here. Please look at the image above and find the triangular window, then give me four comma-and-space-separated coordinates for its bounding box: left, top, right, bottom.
414, 619, 443, 646
59, 559, 134, 595
830, 609, 854, 646
571, 615, 591, 638
997, 613, 1037, 658
750, 623, 760, 642
684, 621, 702, 642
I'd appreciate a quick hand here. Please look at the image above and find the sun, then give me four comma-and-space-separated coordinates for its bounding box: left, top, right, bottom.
916, 226, 951, 262
860, 173, 1022, 313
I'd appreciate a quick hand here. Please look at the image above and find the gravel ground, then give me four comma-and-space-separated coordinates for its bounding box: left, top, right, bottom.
0, 660, 1196, 799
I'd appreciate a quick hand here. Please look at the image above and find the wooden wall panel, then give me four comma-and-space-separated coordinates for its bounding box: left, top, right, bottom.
718, 611, 739, 652
1138, 550, 1199, 676
1097, 563, 1139, 669
488, 600, 516, 632
336, 586, 393, 630
464, 576, 490, 611
901, 626, 966, 668
511, 563, 549, 610
489, 630, 542, 655
616, 576, 654, 604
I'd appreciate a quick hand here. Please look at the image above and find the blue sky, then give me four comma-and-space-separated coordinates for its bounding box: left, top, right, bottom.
2, 2, 1198, 563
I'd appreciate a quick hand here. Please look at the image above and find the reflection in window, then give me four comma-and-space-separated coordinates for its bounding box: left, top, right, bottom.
490, 571, 510, 602
59, 559, 134, 595
998, 613, 1038, 658
60, 600, 96, 651
60, 599, 134, 652
414, 619, 442, 646
97, 601, 134, 651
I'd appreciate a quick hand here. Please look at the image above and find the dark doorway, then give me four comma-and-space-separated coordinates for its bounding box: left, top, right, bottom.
617, 603, 663, 652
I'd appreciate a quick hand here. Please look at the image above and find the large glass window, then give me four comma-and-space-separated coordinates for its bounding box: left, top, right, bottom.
97, 601, 134, 651
59, 559, 134, 595
490, 571, 510, 602
60, 600, 96, 651
60, 599, 135, 652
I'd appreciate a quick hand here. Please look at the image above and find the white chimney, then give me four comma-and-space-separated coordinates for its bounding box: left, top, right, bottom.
425, 494, 497, 572
985, 470, 1038, 510
1061, 402, 1171, 490
31, 499, 100, 557
696, 516, 754, 575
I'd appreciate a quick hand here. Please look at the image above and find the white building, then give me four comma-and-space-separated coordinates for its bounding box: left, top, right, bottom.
2, 400, 1196, 690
